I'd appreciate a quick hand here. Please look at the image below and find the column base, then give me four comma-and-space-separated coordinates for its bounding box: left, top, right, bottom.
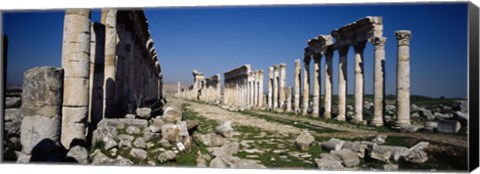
323, 112, 332, 119
395, 120, 411, 127
370, 119, 384, 127
336, 115, 346, 121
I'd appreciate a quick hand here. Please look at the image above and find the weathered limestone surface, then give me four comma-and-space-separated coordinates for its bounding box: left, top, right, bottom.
286, 87, 293, 112
20, 67, 64, 157
279, 63, 287, 111
337, 46, 348, 121
294, 59, 301, 113
273, 65, 279, 109
268, 66, 273, 109
353, 41, 366, 123
395, 30, 411, 126
371, 37, 387, 126
61, 9, 91, 149
324, 50, 333, 119
302, 49, 311, 115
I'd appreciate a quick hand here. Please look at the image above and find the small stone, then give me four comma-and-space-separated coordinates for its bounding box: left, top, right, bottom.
159, 139, 171, 148
125, 114, 136, 119
133, 137, 147, 149
161, 123, 180, 144
404, 150, 428, 163
176, 142, 186, 152
109, 148, 118, 156
136, 107, 152, 119
383, 164, 399, 171
126, 126, 141, 135
66, 146, 89, 164
118, 140, 132, 150
372, 135, 387, 144
216, 120, 234, 138
335, 149, 360, 167
118, 134, 134, 141
314, 158, 344, 170
103, 137, 118, 150
321, 138, 344, 152
295, 131, 315, 151
129, 148, 148, 160
157, 150, 176, 163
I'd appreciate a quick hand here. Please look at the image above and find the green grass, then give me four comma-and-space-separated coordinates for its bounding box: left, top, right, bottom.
182, 103, 219, 134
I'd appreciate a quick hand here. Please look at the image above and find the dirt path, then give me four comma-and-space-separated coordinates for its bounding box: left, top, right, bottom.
180, 99, 467, 148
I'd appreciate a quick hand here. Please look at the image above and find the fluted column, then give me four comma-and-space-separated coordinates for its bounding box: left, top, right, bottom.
302, 54, 311, 115
294, 59, 301, 112
353, 41, 366, 123
61, 9, 91, 149
337, 46, 349, 121
371, 37, 386, 126
279, 63, 287, 111
268, 66, 273, 109
102, 9, 117, 118
395, 30, 412, 126
273, 65, 279, 109
312, 54, 321, 117
324, 49, 333, 119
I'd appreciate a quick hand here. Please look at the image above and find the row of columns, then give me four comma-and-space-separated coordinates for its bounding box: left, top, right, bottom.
267, 63, 287, 111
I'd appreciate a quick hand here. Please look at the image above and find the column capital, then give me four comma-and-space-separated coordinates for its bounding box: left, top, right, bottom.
371, 37, 387, 50
338, 46, 349, 56
353, 40, 367, 53
324, 48, 334, 59
313, 53, 322, 63
395, 30, 411, 46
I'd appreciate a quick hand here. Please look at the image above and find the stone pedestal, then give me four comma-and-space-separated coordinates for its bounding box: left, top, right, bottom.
371, 37, 386, 126
337, 46, 349, 121
353, 41, 366, 123
324, 50, 333, 119
395, 30, 411, 126
62, 9, 91, 149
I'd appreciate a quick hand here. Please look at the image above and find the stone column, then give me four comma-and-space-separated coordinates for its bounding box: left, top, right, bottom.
216, 75, 221, 103
324, 49, 333, 119
312, 54, 321, 117
337, 46, 349, 121
61, 9, 91, 149
258, 70, 264, 108
395, 30, 412, 126
253, 73, 257, 107
102, 9, 117, 118
273, 65, 279, 109
353, 41, 366, 123
302, 55, 311, 115
371, 37, 386, 126
268, 66, 273, 109
286, 87, 293, 112
294, 59, 301, 112
177, 82, 181, 97
279, 63, 287, 111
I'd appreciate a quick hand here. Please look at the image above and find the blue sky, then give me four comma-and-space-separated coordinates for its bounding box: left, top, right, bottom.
3, 2, 468, 98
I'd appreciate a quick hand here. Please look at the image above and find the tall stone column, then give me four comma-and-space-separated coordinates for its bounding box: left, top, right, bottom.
302, 54, 311, 115
177, 82, 181, 97
273, 65, 279, 109
395, 30, 412, 126
371, 37, 386, 126
286, 87, 293, 112
268, 66, 273, 109
353, 41, 366, 123
216, 75, 221, 103
312, 54, 321, 117
258, 70, 264, 108
324, 49, 333, 119
337, 46, 349, 121
279, 63, 287, 111
294, 59, 301, 112
102, 9, 117, 118
253, 74, 258, 107
61, 9, 91, 149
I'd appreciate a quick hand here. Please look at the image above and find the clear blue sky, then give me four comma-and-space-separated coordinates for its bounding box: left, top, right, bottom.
3, 2, 468, 98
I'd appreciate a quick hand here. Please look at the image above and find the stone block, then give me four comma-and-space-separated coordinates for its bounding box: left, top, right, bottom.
295, 131, 315, 151
437, 120, 461, 133
20, 115, 60, 154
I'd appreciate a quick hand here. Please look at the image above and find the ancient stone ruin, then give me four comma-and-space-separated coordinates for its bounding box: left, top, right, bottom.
13, 9, 163, 163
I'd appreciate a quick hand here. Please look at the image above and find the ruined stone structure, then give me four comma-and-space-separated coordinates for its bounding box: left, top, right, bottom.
267, 63, 287, 112
222, 65, 264, 110
178, 69, 222, 104
59, 9, 163, 149
300, 16, 411, 126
